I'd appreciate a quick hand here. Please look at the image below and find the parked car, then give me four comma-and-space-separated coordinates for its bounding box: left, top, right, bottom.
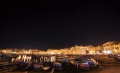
77, 60, 90, 70
84, 58, 99, 67
74, 57, 98, 70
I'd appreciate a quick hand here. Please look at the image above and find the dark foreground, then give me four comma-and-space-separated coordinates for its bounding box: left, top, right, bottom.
82, 64, 120, 73
2, 64, 120, 73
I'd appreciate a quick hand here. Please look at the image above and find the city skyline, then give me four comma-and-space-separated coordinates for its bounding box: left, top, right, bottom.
1, 41, 120, 55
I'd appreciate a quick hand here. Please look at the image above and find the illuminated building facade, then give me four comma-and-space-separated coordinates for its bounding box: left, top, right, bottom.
1, 41, 120, 55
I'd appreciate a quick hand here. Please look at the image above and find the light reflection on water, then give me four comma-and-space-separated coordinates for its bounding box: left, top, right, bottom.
11, 55, 56, 63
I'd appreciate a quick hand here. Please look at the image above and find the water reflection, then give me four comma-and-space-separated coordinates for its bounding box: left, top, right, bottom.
11, 55, 56, 63
11, 55, 32, 62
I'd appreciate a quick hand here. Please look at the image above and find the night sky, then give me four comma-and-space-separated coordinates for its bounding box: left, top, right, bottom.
1, 0, 120, 50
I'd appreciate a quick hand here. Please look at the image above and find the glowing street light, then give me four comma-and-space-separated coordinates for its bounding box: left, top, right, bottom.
73, 52, 76, 54
114, 50, 117, 52
58, 52, 61, 54
50, 52, 54, 55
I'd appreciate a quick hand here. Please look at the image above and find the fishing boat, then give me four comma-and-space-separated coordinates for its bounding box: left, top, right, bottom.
34, 63, 43, 69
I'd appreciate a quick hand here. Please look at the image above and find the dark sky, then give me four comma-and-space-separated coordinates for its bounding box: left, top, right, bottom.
1, 0, 120, 50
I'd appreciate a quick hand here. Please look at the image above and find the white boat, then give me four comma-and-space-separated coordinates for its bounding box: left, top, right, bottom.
42, 66, 50, 71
